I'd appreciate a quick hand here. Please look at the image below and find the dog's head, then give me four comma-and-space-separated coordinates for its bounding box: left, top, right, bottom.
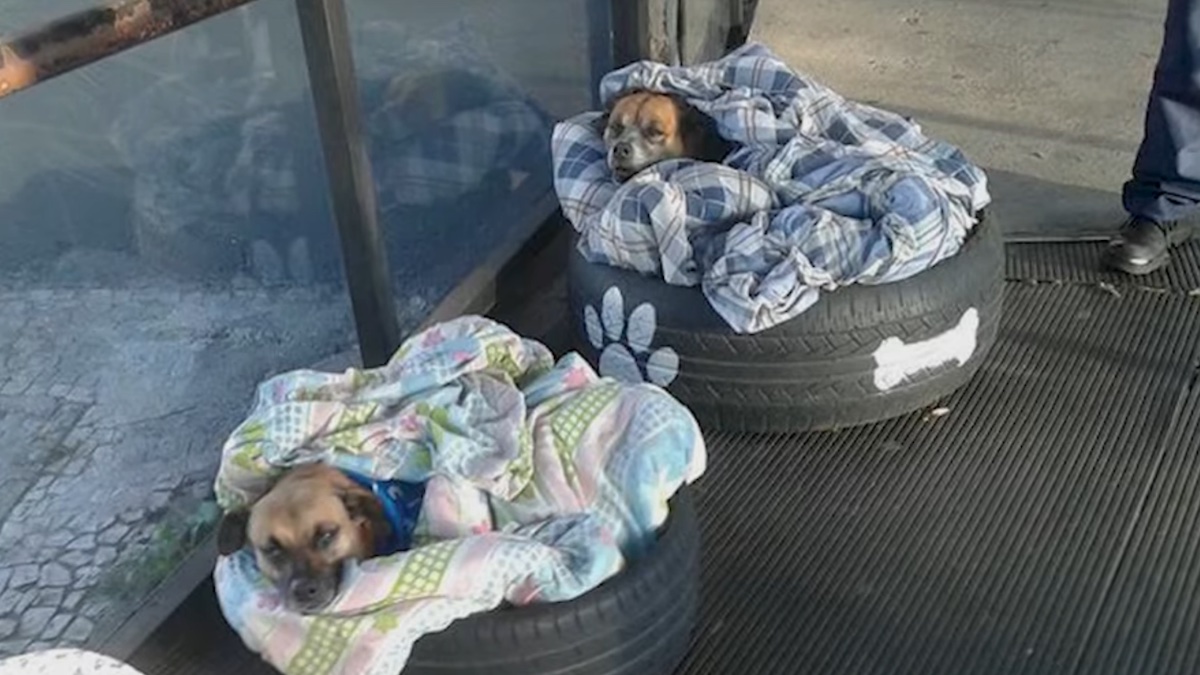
602, 90, 723, 181
216, 463, 387, 613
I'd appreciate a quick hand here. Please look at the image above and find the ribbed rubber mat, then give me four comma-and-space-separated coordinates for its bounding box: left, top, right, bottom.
1006, 240, 1200, 290
1075, 379, 1200, 673
677, 283, 1200, 675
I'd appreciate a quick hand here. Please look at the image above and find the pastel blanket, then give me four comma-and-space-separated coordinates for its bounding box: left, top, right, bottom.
212, 316, 706, 675
553, 43, 990, 334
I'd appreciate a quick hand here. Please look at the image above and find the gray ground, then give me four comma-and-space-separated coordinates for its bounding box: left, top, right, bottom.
753, 0, 1160, 239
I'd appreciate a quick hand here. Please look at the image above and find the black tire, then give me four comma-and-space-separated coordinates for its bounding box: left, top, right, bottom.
567, 212, 1005, 433
404, 490, 700, 675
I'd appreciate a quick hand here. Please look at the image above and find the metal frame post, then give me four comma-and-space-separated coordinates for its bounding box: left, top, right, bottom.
611, 0, 688, 67
587, 0, 615, 107
611, 0, 651, 67
293, 0, 399, 367
727, 0, 752, 50
0, 0, 259, 99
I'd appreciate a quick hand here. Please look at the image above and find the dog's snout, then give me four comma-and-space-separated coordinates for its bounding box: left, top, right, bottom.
290, 578, 323, 604
614, 141, 633, 161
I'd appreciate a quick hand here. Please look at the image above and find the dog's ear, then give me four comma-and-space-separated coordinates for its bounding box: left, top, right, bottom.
674, 98, 730, 162
339, 484, 391, 549
672, 96, 705, 136
338, 483, 385, 526
598, 93, 616, 129
216, 510, 250, 556
593, 110, 610, 134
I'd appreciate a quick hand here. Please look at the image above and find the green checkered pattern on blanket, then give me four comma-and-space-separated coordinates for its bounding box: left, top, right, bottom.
287, 615, 365, 675
323, 403, 382, 452
485, 341, 524, 380
285, 544, 457, 675
387, 540, 457, 601
551, 383, 620, 487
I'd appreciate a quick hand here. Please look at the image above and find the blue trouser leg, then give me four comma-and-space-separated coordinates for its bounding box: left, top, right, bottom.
1124, 0, 1200, 223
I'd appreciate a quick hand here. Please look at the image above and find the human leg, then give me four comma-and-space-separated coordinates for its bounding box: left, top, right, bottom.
1108, 0, 1200, 274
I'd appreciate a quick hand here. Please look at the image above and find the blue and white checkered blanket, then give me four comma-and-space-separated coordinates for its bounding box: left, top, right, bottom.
552, 44, 990, 334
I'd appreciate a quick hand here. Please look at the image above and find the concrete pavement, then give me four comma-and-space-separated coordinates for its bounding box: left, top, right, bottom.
752, 0, 1164, 239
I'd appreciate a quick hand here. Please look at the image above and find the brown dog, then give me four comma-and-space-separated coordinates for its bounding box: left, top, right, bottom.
217, 463, 389, 612
603, 90, 731, 181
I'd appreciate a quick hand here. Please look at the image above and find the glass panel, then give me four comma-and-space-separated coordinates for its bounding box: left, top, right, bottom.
344, 0, 613, 326
0, 0, 355, 654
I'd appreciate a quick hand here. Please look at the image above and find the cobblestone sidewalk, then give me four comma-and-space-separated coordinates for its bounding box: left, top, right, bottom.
0, 282, 354, 655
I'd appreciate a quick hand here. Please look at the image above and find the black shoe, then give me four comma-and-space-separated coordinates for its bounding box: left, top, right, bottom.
1103, 217, 1194, 276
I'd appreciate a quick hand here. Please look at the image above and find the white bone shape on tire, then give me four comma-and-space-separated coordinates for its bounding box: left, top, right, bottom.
872, 307, 980, 392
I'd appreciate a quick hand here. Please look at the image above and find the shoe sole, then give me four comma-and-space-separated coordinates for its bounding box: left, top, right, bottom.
1103, 248, 1170, 276
1103, 224, 1194, 276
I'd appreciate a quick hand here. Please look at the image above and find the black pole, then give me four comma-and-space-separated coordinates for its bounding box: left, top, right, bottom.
611, 0, 650, 68
293, 0, 400, 368
727, 0, 752, 51
587, 0, 615, 107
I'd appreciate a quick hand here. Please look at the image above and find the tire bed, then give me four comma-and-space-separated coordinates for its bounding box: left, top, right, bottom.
404, 491, 700, 675
568, 212, 1005, 432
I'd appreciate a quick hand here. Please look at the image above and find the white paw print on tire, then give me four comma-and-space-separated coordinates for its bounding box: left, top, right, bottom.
584, 287, 680, 387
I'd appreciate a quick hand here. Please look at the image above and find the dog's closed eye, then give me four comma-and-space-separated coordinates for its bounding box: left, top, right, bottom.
260, 537, 285, 559
314, 526, 339, 551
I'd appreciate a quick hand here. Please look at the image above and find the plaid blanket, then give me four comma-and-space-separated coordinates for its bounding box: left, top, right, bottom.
553, 43, 990, 334
213, 316, 705, 675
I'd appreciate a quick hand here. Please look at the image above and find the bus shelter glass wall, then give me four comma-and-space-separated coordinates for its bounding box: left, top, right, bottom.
0, 0, 354, 654
342, 0, 613, 318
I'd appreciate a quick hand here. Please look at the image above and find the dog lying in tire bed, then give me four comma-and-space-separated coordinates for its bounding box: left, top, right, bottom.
213, 317, 705, 675
554, 44, 1000, 432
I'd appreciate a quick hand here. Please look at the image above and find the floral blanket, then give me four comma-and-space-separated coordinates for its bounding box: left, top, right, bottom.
213, 316, 706, 675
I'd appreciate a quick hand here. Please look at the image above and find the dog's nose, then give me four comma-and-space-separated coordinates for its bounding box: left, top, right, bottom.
614, 141, 633, 161
290, 578, 322, 603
